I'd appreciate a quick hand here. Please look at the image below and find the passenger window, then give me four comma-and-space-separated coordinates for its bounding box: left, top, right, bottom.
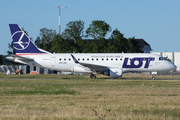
102, 58, 104, 61
64, 58, 66, 61
92, 58, 94, 61
69, 58, 71, 61
106, 58, 108, 61
78, 58, 80, 61
111, 58, 113, 61
87, 58, 89, 61
82, 58, 84, 61
59, 58, 61, 61
96, 58, 98, 61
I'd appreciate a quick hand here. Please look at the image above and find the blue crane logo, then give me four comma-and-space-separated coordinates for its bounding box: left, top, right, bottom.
12, 31, 30, 50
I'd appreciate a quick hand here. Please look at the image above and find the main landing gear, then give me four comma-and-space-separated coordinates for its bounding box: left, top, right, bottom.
90, 74, 96, 79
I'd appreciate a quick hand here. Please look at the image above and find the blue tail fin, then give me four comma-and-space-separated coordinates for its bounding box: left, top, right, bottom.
9, 24, 50, 56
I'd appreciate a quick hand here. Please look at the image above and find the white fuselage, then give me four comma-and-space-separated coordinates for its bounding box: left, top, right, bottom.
14, 53, 176, 75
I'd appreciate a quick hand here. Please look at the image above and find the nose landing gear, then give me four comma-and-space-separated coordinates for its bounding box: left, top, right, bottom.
151, 75, 156, 80
90, 74, 96, 79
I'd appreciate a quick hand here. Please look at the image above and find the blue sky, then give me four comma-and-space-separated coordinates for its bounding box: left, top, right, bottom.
0, 0, 180, 55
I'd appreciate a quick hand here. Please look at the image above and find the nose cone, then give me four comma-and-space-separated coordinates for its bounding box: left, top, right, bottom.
172, 64, 177, 71
169, 62, 177, 71
6, 56, 15, 61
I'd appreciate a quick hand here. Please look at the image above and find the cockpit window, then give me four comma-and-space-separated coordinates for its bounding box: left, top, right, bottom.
159, 57, 163, 61
159, 57, 167, 61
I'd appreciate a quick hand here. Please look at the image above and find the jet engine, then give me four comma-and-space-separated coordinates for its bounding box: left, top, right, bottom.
71, 66, 92, 73
103, 68, 122, 77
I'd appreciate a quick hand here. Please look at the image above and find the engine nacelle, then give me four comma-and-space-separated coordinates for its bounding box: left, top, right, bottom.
104, 68, 122, 77
71, 66, 92, 73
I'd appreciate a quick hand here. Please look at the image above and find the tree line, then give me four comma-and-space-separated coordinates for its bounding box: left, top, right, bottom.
35, 20, 142, 54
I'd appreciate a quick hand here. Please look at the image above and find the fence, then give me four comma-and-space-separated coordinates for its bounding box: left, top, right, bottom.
0, 65, 18, 73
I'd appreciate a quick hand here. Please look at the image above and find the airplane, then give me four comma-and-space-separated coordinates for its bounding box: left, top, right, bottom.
6, 24, 177, 79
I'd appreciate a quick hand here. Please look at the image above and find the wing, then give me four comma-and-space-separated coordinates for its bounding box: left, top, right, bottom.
71, 54, 109, 71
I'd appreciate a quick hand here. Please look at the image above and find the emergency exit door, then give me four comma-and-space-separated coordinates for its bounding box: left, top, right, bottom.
51, 57, 56, 66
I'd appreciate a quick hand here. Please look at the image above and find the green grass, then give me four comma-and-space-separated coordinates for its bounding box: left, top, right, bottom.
0, 78, 78, 95
0, 73, 180, 119
6, 90, 77, 95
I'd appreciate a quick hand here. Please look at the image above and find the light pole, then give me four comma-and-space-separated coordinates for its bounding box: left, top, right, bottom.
54, 5, 67, 35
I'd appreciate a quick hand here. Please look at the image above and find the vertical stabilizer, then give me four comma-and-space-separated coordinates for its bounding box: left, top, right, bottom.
9, 24, 50, 56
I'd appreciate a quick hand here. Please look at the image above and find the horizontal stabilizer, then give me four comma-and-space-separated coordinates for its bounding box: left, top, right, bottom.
9, 54, 34, 60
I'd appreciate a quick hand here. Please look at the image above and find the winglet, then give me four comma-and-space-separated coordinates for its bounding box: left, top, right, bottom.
71, 54, 79, 63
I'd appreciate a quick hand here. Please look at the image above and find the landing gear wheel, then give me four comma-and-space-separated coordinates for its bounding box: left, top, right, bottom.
151, 75, 156, 80
90, 74, 96, 79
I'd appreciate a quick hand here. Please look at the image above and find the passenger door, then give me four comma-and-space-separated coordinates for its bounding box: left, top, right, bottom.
51, 57, 56, 66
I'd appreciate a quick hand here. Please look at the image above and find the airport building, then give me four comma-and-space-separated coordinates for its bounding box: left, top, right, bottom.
135, 39, 152, 53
